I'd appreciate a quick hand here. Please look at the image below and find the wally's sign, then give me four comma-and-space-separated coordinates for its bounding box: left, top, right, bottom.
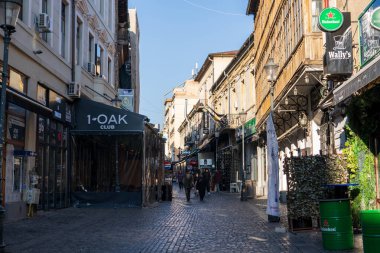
71, 99, 145, 135
323, 12, 353, 78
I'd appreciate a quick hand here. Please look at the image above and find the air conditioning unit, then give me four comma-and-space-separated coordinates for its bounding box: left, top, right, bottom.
37, 13, 51, 32
87, 62, 95, 75
68, 82, 81, 98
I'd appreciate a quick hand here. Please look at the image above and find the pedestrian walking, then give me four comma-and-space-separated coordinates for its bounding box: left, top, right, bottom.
183, 170, 193, 202
196, 175, 207, 201
203, 168, 211, 195
214, 169, 222, 193
177, 170, 184, 191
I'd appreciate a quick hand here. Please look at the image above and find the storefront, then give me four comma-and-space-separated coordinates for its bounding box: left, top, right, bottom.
70, 99, 163, 207
3, 74, 71, 219
333, 0, 380, 207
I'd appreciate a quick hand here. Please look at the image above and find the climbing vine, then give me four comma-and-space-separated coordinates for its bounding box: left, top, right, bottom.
342, 127, 376, 228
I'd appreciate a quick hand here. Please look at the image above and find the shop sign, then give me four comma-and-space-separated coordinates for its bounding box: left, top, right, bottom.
87, 114, 127, 130
359, 0, 380, 66
72, 99, 145, 134
319, 8, 344, 32
49, 91, 66, 122
323, 12, 353, 78
181, 150, 191, 156
118, 89, 134, 111
8, 116, 25, 142
244, 118, 256, 137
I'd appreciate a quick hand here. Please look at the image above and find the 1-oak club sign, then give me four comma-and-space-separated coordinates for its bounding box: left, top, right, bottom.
71, 99, 145, 134
87, 114, 128, 130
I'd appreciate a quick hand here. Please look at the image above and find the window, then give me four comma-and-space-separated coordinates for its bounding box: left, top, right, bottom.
312, 0, 323, 32
108, 57, 112, 83
88, 34, 94, 64
61, 2, 68, 58
9, 69, 27, 93
95, 44, 103, 76
37, 84, 48, 106
99, 0, 104, 16
76, 18, 83, 65
108, 1, 113, 28
42, 0, 48, 42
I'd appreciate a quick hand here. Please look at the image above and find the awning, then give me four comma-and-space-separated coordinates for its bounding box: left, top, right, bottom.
334, 54, 380, 105
71, 99, 146, 135
6, 87, 53, 117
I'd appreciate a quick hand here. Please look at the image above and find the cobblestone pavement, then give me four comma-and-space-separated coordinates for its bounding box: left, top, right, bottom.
4, 184, 363, 253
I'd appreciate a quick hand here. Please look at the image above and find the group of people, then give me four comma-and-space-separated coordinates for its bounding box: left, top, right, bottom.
177, 168, 222, 202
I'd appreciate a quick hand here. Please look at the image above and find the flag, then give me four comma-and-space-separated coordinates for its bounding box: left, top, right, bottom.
266, 112, 280, 217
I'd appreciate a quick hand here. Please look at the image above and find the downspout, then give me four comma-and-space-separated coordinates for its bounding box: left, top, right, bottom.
324, 0, 329, 7
71, 1, 76, 82
68, 0, 76, 206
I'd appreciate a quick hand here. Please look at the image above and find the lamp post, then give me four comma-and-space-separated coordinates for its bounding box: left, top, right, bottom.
239, 110, 247, 201
263, 58, 279, 111
215, 129, 219, 172
0, 0, 22, 247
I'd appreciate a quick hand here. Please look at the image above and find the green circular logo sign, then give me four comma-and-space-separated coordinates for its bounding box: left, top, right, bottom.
319, 8, 344, 32
371, 7, 380, 30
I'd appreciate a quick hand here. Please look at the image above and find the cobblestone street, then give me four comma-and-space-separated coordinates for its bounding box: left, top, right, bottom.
4, 184, 363, 253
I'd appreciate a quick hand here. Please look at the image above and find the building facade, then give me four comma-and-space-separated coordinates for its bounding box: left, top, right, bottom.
163, 79, 199, 162
1, 0, 120, 221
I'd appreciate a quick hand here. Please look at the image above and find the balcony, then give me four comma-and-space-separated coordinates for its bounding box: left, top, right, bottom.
219, 114, 243, 130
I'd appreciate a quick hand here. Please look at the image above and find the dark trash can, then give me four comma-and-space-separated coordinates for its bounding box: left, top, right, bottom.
161, 184, 172, 201
319, 198, 354, 250
361, 210, 380, 253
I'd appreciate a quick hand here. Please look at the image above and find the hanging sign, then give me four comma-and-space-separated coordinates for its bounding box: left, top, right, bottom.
323, 12, 353, 78
371, 7, 380, 30
359, 0, 380, 66
319, 8, 344, 32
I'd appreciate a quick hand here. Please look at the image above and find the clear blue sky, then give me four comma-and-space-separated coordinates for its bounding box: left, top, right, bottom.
128, 0, 252, 126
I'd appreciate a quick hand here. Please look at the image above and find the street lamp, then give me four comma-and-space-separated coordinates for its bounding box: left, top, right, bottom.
177, 147, 181, 161
0, 0, 22, 248
215, 129, 220, 172
239, 110, 247, 201
264, 58, 279, 111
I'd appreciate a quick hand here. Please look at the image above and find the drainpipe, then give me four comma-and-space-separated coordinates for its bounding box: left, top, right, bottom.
68, 1, 76, 206
71, 1, 76, 82
324, 0, 329, 8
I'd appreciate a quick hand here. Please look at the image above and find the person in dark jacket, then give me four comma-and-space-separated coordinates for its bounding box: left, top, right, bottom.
202, 168, 211, 195
213, 169, 222, 193
183, 170, 193, 202
197, 175, 207, 201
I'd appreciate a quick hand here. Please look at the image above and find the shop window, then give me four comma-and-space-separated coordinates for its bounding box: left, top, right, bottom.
13, 157, 22, 192
37, 84, 48, 106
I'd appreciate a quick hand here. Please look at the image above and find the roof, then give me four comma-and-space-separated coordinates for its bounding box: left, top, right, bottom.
194, 51, 238, 82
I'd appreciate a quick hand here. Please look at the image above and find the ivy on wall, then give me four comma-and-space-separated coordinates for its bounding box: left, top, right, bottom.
342, 127, 376, 228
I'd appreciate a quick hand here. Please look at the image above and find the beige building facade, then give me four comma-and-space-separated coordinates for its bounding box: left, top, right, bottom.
0, 0, 119, 220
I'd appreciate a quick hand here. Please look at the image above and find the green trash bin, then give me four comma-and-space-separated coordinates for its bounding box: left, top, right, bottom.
319, 199, 354, 250
361, 210, 380, 253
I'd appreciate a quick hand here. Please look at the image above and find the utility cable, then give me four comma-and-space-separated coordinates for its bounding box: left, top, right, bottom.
182, 0, 245, 16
